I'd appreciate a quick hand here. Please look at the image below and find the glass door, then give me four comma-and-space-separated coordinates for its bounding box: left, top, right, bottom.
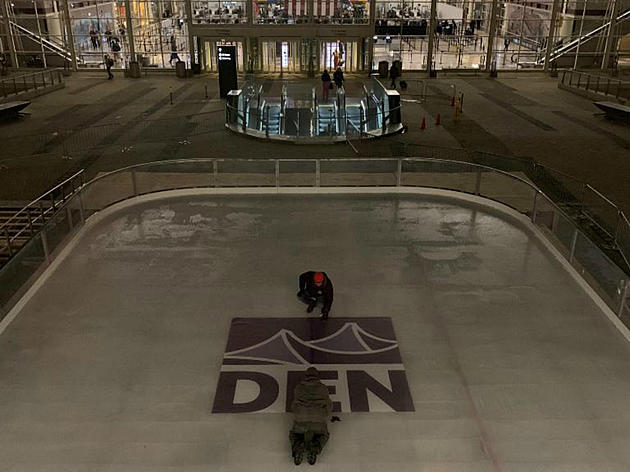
203, 40, 244, 71
261, 40, 298, 72
320, 40, 358, 72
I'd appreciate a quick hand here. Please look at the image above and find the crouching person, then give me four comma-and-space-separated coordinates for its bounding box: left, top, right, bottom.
290, 367, 332, 465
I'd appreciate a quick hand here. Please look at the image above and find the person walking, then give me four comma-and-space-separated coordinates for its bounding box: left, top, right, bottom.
333, 67, 344, 90
389, 62, 400, 89
297, 271, 333, 320
321, 69, 331, 101
103, 54, 114, 80
289, 367, 333, 465
169, 35, 181, 65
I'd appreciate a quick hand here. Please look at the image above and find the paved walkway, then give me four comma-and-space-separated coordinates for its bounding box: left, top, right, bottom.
0, 72, 628, 214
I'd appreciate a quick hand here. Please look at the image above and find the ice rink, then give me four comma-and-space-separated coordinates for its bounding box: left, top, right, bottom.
1, 192, 630, 472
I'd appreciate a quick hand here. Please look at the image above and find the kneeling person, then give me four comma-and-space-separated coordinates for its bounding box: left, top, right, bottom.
297, 271, 333, 320
290, 367, 333, 465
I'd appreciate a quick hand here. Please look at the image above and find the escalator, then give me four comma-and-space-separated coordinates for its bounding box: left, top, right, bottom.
9, 20, 81, 65
534, 8, 630, 66
317, 104, 337, 135
265, 103, 282, 135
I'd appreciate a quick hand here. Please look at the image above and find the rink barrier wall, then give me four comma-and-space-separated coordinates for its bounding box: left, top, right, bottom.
1, 158, 629, 341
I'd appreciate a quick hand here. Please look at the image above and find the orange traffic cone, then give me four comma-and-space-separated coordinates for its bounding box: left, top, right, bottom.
435, 113, 441, 125
420, 116, 426, 130
450, 96, 455, 106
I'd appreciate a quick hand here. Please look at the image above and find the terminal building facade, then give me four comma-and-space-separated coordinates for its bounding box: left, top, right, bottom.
0, 0, 628, 74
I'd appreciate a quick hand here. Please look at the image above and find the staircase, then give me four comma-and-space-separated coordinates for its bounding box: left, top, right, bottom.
0, 203, 48, 267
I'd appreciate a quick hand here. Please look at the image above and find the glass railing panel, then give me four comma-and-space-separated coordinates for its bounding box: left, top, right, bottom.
401, 159, 477, 194
582, 186, 619, 238
134, 161, 215, 195
215, 159, 275, 187
278, 160, 316, 187
42, 208, 73, 256
66, 193, 84, 230
533, 194, 579, 259
80, 171, 135, 215
320, 159, 398, 187
615, 215, 630, 269
573, 229, 628, 312
533, 166, 585, 208
0, 233, 45, 317
478, 169, 536, 214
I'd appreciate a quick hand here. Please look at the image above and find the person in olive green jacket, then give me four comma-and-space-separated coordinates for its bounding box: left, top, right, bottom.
290, 367, 333, 465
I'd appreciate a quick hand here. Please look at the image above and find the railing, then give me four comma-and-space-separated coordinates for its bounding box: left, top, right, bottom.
0, 170, 84, 264
0, 68, 64, 100
560, 69, 630, 101
0, 109, 225, 159
1, 158, 629, 327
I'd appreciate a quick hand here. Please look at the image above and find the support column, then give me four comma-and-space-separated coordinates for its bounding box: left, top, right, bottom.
1, 0, 18, 68
184, 0, 195, 69
368, 0, 375, 74
484, 0, 498, 72
601, 0, 619, 70
426, 0, 437, 76
543, 0, 560, 72
246, 0, 253, 24
123, 0, 136, 62
60, 0, 78, 70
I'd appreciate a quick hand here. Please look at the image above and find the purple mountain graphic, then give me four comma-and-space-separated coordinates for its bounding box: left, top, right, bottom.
223, 322, 399, 365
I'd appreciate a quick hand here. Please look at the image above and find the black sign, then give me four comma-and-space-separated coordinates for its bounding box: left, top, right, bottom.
217, 45, 237, 99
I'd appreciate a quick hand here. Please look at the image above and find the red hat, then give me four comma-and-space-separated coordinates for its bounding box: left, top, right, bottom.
313, 272, 325, 284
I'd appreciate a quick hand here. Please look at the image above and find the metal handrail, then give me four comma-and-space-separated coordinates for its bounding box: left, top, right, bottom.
2, 158, 630, 323
539, 8, 630, 65
0, 68, 63, 83
88, 156, 630, 272
0, 169, 84, 236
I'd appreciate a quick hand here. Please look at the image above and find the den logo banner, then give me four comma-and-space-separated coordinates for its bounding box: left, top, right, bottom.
212, 317, 414, 413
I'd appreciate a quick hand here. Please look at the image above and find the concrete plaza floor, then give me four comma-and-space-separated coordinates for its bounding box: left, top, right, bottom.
1, 192, 630, 471
0, 71, 628, 214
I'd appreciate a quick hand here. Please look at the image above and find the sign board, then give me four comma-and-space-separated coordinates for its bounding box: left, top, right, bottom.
218, 45, 237, 99
212, 317, 414, 413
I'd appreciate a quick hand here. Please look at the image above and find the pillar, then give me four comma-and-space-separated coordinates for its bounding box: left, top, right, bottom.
184, 0, 195, 69
601, 0, 620, 70
123, 0, 136, 62
1, 0, 18, 67
426, 0, 437, 75
484, 0, 498, 72
543, 0, 560, 72
60, 0, 78, 70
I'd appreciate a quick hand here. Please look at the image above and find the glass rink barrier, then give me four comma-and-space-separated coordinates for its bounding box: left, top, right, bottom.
224, 77, 404, 143
1, 157, 629, 328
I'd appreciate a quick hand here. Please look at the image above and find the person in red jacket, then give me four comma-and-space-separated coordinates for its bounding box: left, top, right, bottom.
297, 271, 333, 320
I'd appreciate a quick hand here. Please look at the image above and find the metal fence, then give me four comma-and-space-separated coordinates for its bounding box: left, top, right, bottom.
1, 158, 629, 330
0, 170, 84, 263
0, 69, 64, 100
560, 69, 630, 101
0, 109, 225, 158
